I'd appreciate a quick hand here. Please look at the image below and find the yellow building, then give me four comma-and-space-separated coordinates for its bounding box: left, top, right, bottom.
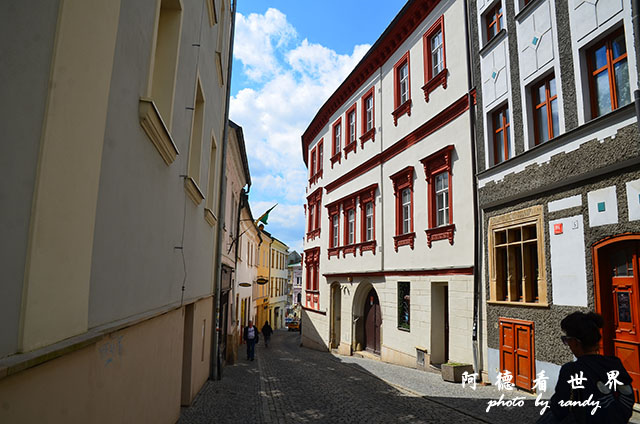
269, 237, 290, 329
254, 228, 271, 329
0, 0, 235, 422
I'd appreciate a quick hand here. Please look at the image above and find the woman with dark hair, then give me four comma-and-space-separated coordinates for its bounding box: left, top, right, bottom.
538, 311, 634, 423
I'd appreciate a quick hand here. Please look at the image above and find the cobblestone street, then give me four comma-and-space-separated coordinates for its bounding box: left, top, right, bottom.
179, 330, 548, 423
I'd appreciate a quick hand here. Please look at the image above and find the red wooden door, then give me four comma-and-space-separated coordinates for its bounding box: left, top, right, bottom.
364, 289, 381, 354
600, 241, 640, 400
499, 318, 534, 391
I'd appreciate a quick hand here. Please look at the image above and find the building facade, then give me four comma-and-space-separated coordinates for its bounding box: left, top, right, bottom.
269, 238, 290, 329
0, 0, 235, 422
301, 0, 478, 369
470, 0, 640, 395
254, 228, 272, 329
222, 121, 252, 364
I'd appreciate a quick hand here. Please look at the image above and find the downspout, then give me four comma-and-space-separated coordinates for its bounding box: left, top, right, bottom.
463, 0, 482, 380
634, 0, 640, 134
230, 188, 248, 365
211, 0, 237, 381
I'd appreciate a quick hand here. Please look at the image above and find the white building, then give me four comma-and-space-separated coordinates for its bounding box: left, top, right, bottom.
301, 0, 478, 369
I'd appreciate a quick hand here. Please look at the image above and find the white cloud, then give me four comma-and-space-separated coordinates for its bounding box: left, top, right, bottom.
231, 9, 370, 252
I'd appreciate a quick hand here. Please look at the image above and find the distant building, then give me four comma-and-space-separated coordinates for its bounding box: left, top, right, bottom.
269, 237, 290, 330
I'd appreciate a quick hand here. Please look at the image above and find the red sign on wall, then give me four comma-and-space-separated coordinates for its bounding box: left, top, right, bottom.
553, 223, 563, 235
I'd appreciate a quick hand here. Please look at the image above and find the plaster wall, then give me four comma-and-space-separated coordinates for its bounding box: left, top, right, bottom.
89, 0, 230, 328
0, 0, 60, 358
0, 308, 183, 424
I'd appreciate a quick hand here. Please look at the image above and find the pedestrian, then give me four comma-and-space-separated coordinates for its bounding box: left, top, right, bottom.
243, 320, 259, 361
261, 321, 273, 348
537, 311, 634, 424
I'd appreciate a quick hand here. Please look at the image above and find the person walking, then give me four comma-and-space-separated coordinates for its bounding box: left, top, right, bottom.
538, 312, 634, 423
243, 320, 259, 361
261, 321, 273, 348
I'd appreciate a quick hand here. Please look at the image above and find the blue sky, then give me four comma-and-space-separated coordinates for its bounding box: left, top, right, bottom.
229, 1, 406, 253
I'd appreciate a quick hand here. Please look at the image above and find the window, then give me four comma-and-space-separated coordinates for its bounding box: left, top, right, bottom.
332, 214, 340, 247
347, 209, 355, 244
402, 189, 411, 234
485, 2, 503, 42
492, 105, 511, 165
309, 140, 323, 185
306, 187, 322, 241
331, 119, 342, 167
390, 167, 415, 251
185, 78, 206, 205
310, 146, 316, 179
205, 135, 218, 226
360, 87, 375, 146
435, 173, 449, 226
317, 141, 323, 173
304, 247, 320, 309
398, 282, 410, 331
587, 29, 631, 119
532, 75, 559, 144
344, 104, 357, 157
365, 203, 374, 242
488, 206, 547, 305
422, 16, 447, 102
392, 52, 412, 125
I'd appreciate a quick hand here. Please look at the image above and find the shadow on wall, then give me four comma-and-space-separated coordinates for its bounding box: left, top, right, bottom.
300, 309, 328, 352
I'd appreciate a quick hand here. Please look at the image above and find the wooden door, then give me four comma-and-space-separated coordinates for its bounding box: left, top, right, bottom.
364, 289, 381, 354
598, 241, 640, 400
499, 318, 534, 391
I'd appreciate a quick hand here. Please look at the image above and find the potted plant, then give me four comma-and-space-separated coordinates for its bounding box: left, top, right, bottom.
441, 362, 474, 383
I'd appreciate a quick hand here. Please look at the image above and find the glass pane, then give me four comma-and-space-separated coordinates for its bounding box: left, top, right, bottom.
537, 104, 549, 143
537, 83, 546, 105
549, 77, 556, 97
436, 192, 444, 212
614, 60, 631, 107
496, 131, 505, 163
550, 99, 559, 138
595, 70, 612, 116
402, 188, 411, 205
593, 45, 608, 70
398, 282, 410, 329
504, 107, 510, 124
612, 35, 627, 59
437, 209, 445, 227
617, 292, 632, 323
611, 248, 633, 277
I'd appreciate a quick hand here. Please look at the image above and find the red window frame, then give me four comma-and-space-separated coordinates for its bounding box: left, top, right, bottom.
306, 187, 322, 241
344, 103, 358, 158
422, 16, 447, 103
330, 118, 342, 167
421, 145, 455, 248
532, 74, 558, 145
309, 139, 323, 185
587, 28, 629, 119
317, 140, 323, 173
390, 166, 415, 251
304, 247, 320, 309
392, 52, 412, 126
492, 104, 510, 165
341, 196, 357, 256
309, 146, 316, 179
359, 184, 377, 255
485, 2, 503, 42
360, 87, 375, 146
328, 205, 340, 249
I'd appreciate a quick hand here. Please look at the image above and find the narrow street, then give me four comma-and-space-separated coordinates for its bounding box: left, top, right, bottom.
179, 330, 542, 423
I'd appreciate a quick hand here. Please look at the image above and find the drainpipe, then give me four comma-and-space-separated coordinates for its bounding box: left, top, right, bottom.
211, 0, 238, 381
463, 0, 482, 380
634, 0, 640, 134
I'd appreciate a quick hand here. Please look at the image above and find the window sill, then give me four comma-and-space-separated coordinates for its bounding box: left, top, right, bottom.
487, 300, 549, 308
479, 29, 507, 57
306, 228, 321, 241
343, 244, 357, 257
184, 177, 205, 206
422, 69, 448, 103
359, 240, 377, 255
360, 128, 375, 147
425, 224, 455, 248
309, 169, 323, 186
344, 141, 357, 158
139, 98, 179, 165
330, 152, 342, 168
328, 246, 341, 259
327, 240, 377, 260
392, 100, 412, 126
204, 207, 217, 227
393, 232, 415, 252
398, 326, 410, 333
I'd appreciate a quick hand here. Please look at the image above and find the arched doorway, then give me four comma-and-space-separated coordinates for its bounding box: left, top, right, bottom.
330, 283, 341, 349
363, 288, 382, 354
593, 234, 640, 399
